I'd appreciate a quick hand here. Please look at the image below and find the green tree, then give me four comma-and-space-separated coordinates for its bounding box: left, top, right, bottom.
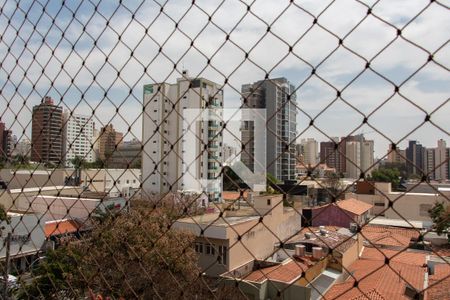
70, 156, 86, 169
429, 202, 450, 239
18, 207, 211, 299
368, 167, 401, 190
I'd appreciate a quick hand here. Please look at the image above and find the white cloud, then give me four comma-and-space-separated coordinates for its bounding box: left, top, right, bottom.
0, 0, 448, 157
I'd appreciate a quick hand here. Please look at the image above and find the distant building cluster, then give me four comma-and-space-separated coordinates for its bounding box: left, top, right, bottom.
0, 96, 142, 168
387, 139, 450, 181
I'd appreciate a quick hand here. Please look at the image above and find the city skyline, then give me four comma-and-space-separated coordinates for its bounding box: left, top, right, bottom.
0, 1, 448, 159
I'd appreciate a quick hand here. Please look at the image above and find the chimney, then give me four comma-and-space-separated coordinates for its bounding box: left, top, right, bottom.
312, 247, 323, 260
320, 228, 327, 236
295, 244, 305, 257
304, 232, 312, 239
349, 223, 358, 233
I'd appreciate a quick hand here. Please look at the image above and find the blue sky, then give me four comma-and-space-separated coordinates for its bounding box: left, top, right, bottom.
0, 0, 448, 157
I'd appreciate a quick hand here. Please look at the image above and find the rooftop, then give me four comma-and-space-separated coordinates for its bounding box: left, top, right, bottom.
241, 258, 314, 284
427, 264, 450, 300
307, 198, 373, 216
369, 217, 432, 229
324, 258, 427, 300
287, 226, 357, 254
336, 198, 373, 216
176, 211, 260, 227
44, 219, 84, 237
361, 247, 428, 267
361, 225, 419, 248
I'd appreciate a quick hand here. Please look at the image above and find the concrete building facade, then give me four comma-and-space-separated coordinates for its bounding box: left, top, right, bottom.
0, 120, 12, 160
406, 140, 425, 176
173, 195, 301, 277
434, 139, 448, 181
297, 138, 318, 166
97, 124, 123, 161
63, 112, 95, 166
241, 78, 297, 182
31, 96, 63, 164
142, 71, 223, 202
345, 141, 361, 179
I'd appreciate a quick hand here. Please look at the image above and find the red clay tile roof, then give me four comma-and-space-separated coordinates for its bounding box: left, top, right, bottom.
361, 248, 427, 267
222, 191, 248, 201
243, 258, 313, 283
362, 225, 420, 240
427, 264, 450, 300
361, 225, 419, 248
336, 198, 373, 215
324, 259, 427, 300
431, 244, 450, 257
45, 219, 82, 237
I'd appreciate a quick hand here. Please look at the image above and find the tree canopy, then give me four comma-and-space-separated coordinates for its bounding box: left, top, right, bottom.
368, 167, 401, 189
18, 208, 211, 299
429, 201, 450, 239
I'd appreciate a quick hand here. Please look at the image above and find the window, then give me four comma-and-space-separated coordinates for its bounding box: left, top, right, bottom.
218, 245, 227, 265
374, 202, 384, 207
195, 242, 203, 254
267, 199, 271, 206
205, 244, 215, 255
419, 204, 432, 217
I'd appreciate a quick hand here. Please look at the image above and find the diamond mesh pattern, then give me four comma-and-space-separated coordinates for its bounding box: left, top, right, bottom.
0, 0, 449, 299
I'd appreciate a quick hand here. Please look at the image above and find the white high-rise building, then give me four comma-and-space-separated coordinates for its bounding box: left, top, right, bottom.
298, 138, 318, 166
63, 112, 95, 166
142, 71, 223, 202
360, 140, 374, 176
434, 139, 448, 181
345, 141, 361, 179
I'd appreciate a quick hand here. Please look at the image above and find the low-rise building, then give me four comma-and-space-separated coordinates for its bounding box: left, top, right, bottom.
348, 181, 448, 222
302, 198, 372, 228
220, 226, 363, 300
173, 195, 301, 277
0, 211, 47, 272
13, 191, 128, 221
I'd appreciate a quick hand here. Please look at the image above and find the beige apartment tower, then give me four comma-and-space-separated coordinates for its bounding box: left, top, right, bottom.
142, 71, 223, 202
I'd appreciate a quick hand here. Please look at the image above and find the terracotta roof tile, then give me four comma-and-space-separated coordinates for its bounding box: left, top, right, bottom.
45, 219, 82, 237
361, 225, 419, 248
243, 258, 311, 283
361, 248, 427, 266
427, 264, 450, 300
362, 225, 420, 240
337, 198, 373, 216
324, 258, 426, 300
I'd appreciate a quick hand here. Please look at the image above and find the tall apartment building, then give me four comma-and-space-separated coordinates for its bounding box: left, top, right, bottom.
63, 112, 95, 166
142, 71, 223, 202
320, 135, 373, 178
386, 144, 406, 164
241, 78, 297, 182
345, 141, 361, 179
11, 138, 31, 158
434, 139, 448, 181
97, 124, 123, 161
0, 120, 12, 160
31, 96, 63, 165
320, 138, 340, 171
360, 140, 374, 175
406, 140, 424, 176
109, 138, 142, 168
297, 138, 318, 166
423, 148, 435, 180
